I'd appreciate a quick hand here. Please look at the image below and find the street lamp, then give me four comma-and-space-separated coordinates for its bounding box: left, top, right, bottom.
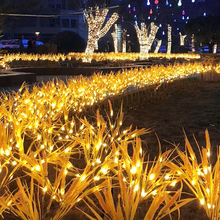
35, 32, 40, 41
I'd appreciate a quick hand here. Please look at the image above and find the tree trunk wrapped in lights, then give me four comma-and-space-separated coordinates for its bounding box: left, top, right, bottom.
111, 24, 118, 53
191, 34, 195, 52
135, 22, 159, 54
154, 39, 162, 53
167, 24, 172, 54
213, 44, 217, 54
83, 7, 119, 62
148, 23, 159, 52
179, 32, 187, 46
122, 29, 127, 53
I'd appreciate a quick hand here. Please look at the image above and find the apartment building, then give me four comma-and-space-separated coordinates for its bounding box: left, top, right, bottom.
3, 0, 87, 43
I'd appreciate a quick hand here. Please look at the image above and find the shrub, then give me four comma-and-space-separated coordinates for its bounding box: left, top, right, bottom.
50, 31, 86, 53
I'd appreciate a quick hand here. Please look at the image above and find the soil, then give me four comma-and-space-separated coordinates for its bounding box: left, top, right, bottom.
122, 77, 220, 159
120, 77, 220, 220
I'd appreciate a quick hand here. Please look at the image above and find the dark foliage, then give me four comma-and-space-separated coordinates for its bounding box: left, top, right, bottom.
50, 31, 86, 53
184, 16, 220, 46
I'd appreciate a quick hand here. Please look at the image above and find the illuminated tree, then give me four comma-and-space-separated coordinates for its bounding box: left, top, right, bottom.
191, 34, 195, 52
213, 44, 217, 53
135, 22, 159, 54
179, 32, 187, 46
83, 6, 119, 62
111, 24, 118, 53
167, 24, 172, 54
122, 29, 127, 53
154, 39, 162, 53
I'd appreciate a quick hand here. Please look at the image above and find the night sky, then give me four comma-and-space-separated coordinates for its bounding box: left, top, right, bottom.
101, 0, 219, 36
109, 0, 219, 21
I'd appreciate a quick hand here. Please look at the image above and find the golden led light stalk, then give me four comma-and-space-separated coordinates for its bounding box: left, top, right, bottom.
0, 53, 220, 219
167, 130, 220, 220
0, 52, 202, 69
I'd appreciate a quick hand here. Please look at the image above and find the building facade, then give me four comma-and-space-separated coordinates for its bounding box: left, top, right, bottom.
3, 0, 87, 43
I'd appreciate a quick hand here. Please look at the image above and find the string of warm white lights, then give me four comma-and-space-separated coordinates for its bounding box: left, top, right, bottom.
111, 24, 118, 53
167, 24, 172, 54
83, 7, 119, 62
154, 39, 162, 53
179, 32, 187, 46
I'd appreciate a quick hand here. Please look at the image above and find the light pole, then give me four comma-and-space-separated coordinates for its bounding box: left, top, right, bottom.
35, 32, 40, 41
